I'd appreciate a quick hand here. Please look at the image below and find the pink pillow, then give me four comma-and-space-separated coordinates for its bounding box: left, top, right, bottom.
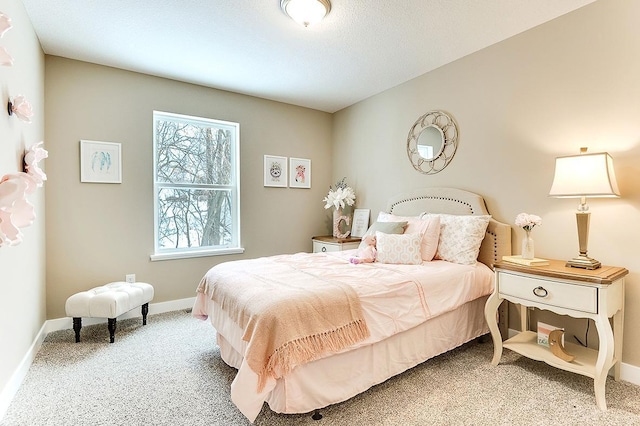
377, 212, 440, 261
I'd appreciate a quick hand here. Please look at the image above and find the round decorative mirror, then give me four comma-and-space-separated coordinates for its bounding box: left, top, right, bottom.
407, 110, 458, 174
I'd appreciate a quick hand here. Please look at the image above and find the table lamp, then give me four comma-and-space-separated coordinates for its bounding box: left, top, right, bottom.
548, 147, 620, 269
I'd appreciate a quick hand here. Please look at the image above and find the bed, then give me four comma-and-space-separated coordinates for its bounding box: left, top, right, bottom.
193, 187, 511, 423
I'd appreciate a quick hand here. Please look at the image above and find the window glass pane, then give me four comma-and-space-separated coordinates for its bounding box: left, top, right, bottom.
155, 118, 232, 185
157, 188, 232, 249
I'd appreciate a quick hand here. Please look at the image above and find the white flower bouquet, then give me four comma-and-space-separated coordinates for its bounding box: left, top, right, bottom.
323, 177, 355, 210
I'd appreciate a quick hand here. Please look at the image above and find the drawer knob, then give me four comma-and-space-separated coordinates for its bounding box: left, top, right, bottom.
533, 286, 548, 298
321, 247, 327, 252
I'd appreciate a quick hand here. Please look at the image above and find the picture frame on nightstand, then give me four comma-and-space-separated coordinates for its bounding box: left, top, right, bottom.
351, 209, 370, 238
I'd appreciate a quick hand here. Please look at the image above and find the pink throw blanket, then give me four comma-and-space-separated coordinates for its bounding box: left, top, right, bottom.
196, 253, 370, 391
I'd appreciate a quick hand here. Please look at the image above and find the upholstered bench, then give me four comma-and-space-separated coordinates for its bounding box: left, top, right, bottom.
65, 282, 154, 343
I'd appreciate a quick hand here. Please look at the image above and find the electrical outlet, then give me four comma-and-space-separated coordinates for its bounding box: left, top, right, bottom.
125, 274, 136, 283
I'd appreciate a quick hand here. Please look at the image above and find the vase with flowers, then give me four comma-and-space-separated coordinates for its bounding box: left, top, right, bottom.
515, 212, 542, 259
323, 177, 356, 239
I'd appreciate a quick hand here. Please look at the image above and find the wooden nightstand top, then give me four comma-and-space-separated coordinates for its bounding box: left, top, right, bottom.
494, 259, 628, 285
312, 235, 362, 244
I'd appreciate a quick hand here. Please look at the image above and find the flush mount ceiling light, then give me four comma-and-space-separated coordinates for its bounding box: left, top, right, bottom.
280, 0, 331, 27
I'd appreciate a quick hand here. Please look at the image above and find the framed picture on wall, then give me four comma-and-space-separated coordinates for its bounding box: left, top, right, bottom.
351, 209, 371, 238
264, 155, 288, 187
289, 157, 311, 189
80, 140, 122, 183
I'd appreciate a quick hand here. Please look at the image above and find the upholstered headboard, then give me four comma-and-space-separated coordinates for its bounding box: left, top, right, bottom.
385, 187, 512, 267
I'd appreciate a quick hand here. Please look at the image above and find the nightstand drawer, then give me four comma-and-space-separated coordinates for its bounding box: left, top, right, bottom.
499, 272, 597, 314
313, 241, 342, 253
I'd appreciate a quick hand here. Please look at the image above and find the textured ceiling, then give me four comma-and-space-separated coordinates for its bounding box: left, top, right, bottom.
21, 0, 596, 113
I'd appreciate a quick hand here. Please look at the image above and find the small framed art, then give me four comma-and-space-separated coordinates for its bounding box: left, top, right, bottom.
351, 208, 371, 238
289, 157, 311, 189
264, 155, 288, 187
80, 140, 122, 183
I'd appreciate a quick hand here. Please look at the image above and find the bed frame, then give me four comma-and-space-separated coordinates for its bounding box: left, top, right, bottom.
209, 187, 512, 422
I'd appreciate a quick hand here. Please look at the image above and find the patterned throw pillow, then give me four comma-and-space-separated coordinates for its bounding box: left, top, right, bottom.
420, 214, 491, 265
377, 212, 440, 261
358, 221, 408, 250
375, 231, 422, 265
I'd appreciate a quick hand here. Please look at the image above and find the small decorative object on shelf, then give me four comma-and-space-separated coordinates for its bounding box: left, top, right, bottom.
323, 177, 355, 238
515, 212, 541, 259
549, 329, 576, 362
8, 95, 34, 123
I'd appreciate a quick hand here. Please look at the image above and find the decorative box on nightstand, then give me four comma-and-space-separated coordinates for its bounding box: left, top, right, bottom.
312, 235, 361, 253
484, 259, 628, 411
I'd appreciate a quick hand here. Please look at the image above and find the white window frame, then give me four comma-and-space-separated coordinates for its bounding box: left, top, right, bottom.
150, 111, 243, 261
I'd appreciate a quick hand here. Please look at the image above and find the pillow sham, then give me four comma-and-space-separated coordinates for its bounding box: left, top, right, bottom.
358, 221, 408, 249
375, 231, 422, 265
377, 212, 440, 261
420, 213, 491, 265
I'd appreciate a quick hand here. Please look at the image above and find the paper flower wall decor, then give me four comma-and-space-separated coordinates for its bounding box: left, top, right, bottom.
0, 142, 48, 247
0, 12, 13, 67
0, 12, 12, 37
0, 46, 13, 67
8, 95, 33, 123
24, 141, 48, 186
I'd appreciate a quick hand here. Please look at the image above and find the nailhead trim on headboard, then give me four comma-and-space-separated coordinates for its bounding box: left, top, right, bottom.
389, 195, 475, 214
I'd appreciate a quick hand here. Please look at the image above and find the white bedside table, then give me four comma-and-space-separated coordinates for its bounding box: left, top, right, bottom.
312, 235, 361, 253
484, 259, 628, 410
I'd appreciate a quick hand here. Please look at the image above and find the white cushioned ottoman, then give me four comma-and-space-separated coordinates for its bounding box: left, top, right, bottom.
65, 282, 154, 343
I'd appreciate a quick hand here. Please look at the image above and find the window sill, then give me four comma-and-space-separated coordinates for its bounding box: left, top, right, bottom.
150, 247, 245, 262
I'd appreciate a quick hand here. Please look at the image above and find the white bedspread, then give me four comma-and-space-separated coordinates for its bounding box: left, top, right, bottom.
193, 250, 494, 421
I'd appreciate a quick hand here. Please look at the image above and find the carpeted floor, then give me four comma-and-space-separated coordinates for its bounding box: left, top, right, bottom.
2, 309, 640, 426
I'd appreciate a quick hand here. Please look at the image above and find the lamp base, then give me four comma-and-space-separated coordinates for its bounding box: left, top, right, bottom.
566, 255, 601, 270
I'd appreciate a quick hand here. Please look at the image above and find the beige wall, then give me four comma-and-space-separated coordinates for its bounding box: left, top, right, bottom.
333, 0, 640, 367
0, 0, 45, 400
44, 57, 333, 319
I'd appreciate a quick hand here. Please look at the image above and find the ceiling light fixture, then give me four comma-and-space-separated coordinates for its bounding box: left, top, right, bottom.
280, 0, 331, 27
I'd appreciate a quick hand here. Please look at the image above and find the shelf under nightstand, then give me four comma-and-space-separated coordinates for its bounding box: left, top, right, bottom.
484, 259, 628, 411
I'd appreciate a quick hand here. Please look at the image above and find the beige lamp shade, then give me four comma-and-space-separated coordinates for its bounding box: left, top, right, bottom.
549, 152, 620, 198
549, 150, 619, 269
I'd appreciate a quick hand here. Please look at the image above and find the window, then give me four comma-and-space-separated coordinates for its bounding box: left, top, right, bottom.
151, 111, 242, 260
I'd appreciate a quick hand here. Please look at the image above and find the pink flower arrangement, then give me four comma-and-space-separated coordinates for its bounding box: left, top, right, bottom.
515, 212, 542, 232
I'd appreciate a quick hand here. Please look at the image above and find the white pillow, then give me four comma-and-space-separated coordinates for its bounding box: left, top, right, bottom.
375, 231, 422, 265
420, 213, 491, 265
377, 212, 440, 261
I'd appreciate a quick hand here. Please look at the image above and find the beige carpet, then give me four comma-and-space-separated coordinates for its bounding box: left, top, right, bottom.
2, 309, 640, 426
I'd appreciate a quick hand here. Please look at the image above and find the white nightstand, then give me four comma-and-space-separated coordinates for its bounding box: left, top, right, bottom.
312, 235, 361, 253
484, 259, 628, 410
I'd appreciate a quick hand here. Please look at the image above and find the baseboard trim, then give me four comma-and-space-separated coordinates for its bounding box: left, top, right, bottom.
0, 321, 48, 420
0, 297, 195, 420
621, 362, 640, 386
